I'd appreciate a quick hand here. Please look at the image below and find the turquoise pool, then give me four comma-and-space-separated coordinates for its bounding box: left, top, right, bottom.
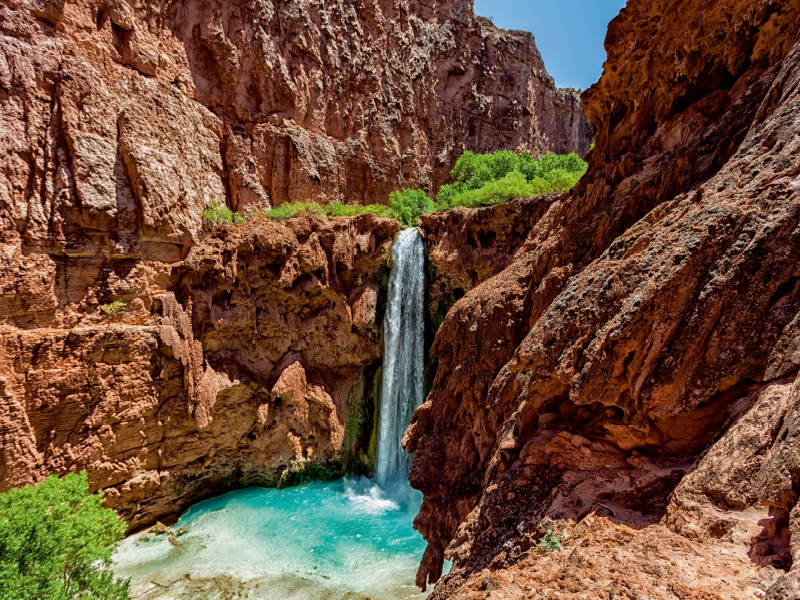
113, 478, 432, 599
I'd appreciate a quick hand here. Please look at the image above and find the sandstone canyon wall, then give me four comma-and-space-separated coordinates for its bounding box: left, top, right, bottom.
0, 0, 588, 529
406, 0, 800, 598
1, 0, 591, 230
8, 0, 800, 597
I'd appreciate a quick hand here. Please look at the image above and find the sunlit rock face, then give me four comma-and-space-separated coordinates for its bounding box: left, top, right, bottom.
405, 0, 800, 597
1, 0, 590, 234
0, 0, 588, 529
0, 212, 400, 529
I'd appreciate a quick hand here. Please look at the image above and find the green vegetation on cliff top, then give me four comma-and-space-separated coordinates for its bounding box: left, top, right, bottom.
435, 150, 587, 209
203, 149, 587, 227
0, 472, 130, 600
262, 200, 393, 221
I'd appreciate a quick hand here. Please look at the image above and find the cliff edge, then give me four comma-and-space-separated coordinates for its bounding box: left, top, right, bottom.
0, 0, 588, 528
407, 0, 800, 597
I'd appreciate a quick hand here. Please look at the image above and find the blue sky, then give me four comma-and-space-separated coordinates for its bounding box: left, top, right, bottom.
473, 0, 628, 90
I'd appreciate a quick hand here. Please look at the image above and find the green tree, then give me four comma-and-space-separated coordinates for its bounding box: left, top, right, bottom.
435, 150, 588, 210
388, 189, 434, 227
0, 472, 130, 599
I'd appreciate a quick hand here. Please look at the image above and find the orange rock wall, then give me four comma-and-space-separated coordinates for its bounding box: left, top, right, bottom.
408, 1, 800, 597
0, 0, 588, 529
0, 214, 398, 528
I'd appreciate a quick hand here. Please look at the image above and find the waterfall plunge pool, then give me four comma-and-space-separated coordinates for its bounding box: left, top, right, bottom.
113, 478, 435, 599
114, 229, 433, 599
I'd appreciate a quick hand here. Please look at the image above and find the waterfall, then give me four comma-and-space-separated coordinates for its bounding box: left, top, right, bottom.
374, 228, 425, 485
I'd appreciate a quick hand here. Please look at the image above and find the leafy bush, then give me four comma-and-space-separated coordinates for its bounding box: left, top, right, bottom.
436, 171, 535, 208
203, 199, 247, 226
388, 189, 434, 227
435, 150, 587, 210
100, 301, 126, 316
0, 472, 130, 599
263, 201, 324, 220
325, 201, 393, 219
202, 150, 585, 228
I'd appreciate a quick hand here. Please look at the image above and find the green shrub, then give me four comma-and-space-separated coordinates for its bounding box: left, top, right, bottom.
263, 200, 393, 221
388, 189, 434, 227
0, 472, 130, 599
435, 150, 587, 210
438, 171, 534, 209
325, 201, 393, 219
263, 201, 324, 220
100, 300, 126, 316
536, 529, 564, 554
203, 199, 247, 226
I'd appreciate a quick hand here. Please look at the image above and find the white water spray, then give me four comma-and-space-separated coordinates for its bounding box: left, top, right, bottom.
375, 228, 426, 485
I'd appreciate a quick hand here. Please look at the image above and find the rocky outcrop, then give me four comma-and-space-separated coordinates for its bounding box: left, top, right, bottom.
406, 0, 800, 597
0, 214, 398, 528
421, 195, 558, 332
1, 0, 590, 249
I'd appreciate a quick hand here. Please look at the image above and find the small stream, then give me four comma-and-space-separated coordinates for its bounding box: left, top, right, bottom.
114, 228, 433, 599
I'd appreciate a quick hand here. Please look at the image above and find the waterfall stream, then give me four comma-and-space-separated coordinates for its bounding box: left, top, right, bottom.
375, 228, 426, 485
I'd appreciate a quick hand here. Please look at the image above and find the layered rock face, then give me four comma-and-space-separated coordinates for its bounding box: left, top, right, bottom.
0, 0, 590, 243
1, 214, 398, 528
0, 0, 588, 528
407, 0, 800, 597
421, 195, 558, 334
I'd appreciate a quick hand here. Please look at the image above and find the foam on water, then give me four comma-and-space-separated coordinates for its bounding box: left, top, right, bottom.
114, 478, 431, 599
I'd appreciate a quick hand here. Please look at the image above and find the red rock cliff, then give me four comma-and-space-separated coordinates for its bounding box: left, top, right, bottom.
0, 0, 588, 527
1, 213, 399, 528
1, 0, 590, 237
407, 0, 800, 597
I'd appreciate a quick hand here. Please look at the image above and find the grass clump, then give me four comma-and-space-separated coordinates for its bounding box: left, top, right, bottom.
0, 471, 130, 599
263, 201, 324, 220
326, 201, 393, 219
203, 199, 247, 226
100, 300, 126, 316
263, 201, 393, 221
435, 149, 587, 210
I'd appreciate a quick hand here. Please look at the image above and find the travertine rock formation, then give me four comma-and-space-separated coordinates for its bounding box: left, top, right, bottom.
0, 214, 398, 528
421, 195, 558, 333
407, 0, 800, 597
11, 0, 800, 597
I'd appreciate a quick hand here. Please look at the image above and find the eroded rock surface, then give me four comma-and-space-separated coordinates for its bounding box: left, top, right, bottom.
421, 195, 558, 335
406, 0, 800, 597
1, 0, 590, 239
0, 0, 588, 529
0, 215, 398, 528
